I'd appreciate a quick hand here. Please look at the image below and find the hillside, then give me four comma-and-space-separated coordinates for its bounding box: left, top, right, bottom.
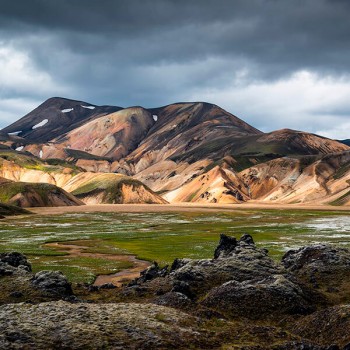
65, 173, 167, 204
0, 97, 349, 206
0, 151, 169, 205
2, 97, 123, 143
0, 177, 83, 207
0, 202, 30, 217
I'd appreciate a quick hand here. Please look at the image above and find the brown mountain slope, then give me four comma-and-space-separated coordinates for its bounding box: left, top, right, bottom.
170, 129, 349, 164
64, 173, 167, 205
122, 102, 261, 173
25, 107, 155, 161
240, 151, 350, 204
2, 97, 349, 206
0, 151, 167, 205
164, 165, 249, 204
161, 151, 350, 205
0, 177, 83, 207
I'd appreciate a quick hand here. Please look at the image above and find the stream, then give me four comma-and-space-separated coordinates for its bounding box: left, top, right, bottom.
44, 242, 150, 287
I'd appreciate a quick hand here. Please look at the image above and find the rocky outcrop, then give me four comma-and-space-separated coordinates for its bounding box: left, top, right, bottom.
3, 237, 350, 348
0, 252, 32, 276
31, 271, 73, 298
0, 253, 76, 304
292, 305, 350, 348
127, 234, 314, 320
282, 244, 350, 304
202, 274, 311, 319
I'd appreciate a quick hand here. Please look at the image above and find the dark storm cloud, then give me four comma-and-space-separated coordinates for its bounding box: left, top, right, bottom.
1, 0, 349, 74
0, 0, 350, 137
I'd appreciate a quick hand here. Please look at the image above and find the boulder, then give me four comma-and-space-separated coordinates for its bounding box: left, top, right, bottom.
282, 245, 350, 304
129, 261, 168, 286
202, 275, 313, 319
0, 252, 32, 271
31, 271, 73, 297
169, 234, 283, 297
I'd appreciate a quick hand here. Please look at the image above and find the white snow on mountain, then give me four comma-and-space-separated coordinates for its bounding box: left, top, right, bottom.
32, 119, 48, 129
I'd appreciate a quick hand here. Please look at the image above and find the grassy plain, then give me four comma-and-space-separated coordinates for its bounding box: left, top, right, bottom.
1, 207, 349, 283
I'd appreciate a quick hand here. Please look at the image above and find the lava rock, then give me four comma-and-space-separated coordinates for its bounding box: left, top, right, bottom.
0, 252, 32, 271
170, 234, 284, 297
154, 291, 193, 309
292, 305, 350, 348
130, 262, 168, 286
282, 245, 350, 304
282, 245, 350, 272
202, 275, 313, 319
31, 271, 73, 297
214, 234, 238, 259
99, 283, 117, 289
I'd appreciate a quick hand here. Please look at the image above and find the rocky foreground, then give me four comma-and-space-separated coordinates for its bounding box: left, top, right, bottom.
1, 236, 350, 349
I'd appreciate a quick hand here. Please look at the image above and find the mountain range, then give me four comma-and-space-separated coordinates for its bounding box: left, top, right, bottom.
0, 97, 349, 207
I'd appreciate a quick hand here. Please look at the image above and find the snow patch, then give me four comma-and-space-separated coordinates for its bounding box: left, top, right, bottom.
32, 119, 48, 129
39, 150, 43, 158
153, 115, 158, 121
61, 108, 74, 113
81, 105, 95, 110
8, 131, 22, 136
15, 146, 24, 151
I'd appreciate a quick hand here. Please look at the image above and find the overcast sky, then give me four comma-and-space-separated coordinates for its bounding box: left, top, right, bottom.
0, 0, 349, 139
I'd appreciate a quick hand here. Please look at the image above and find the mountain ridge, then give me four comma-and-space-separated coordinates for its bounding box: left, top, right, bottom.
0, 97, 349, 206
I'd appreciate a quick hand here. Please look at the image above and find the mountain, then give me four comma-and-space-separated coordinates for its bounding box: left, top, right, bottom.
33, 106, 156, 161
0, 150, 167, 205
1, 97, 349, 206
64, 173, 167, 204
2, 97, 123, 143
340, 139, 350, 146
0, 177, 83, 207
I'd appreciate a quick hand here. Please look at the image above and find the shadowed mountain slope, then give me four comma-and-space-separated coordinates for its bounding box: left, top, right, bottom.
2, 97, 123, 143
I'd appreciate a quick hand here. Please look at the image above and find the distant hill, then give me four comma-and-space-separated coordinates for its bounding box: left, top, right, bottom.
339, 139, 350, 146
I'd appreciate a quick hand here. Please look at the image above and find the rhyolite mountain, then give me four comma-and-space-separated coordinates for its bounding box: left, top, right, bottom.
1, 97, 349, 205
2, 97, 122, 143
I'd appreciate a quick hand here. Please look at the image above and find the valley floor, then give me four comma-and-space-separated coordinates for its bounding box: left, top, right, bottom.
28, 202, 350, 215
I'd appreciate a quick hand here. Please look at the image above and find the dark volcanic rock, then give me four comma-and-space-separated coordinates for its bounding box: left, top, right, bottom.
31, 271, 73, 297
213, 233, 238, 258
129, 261, 168, 286
202, 275, 313, 319
154, 291, 193, 309
282, 244, 350, 304
282, 244, 350, 272
128, 234, 315, 320
99, 283, 117, 289
169, 234, 284, 298
0, 252, 31, 271
0, 252, 32, 276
